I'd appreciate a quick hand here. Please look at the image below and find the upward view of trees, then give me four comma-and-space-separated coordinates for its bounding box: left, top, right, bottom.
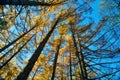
0, 0, 120, 80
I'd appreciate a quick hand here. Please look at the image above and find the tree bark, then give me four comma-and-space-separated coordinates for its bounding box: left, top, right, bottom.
71, 28, 85, 80
69, 50, 72, 80
51, 39, 61, 80
77, 34, 88, 80
16, 18, 59, 80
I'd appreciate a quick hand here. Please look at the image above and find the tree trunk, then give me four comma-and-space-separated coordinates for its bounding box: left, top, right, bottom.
51, 39, 61, 80
16, 18, 59, 80
77, 34, 88, 79
69, 50, 72, 80
71, 28, 85, 80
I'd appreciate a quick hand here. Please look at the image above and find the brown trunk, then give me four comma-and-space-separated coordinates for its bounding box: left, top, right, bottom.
69, 50, 72, 80
77, 34, 88, 80
51, 39, 61, 80
70, 27, 85, 80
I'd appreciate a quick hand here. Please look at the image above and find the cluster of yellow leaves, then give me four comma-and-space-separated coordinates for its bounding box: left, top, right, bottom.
55, 66, 67, 79
70, 45, 76, 53
26, 15, 34, 27
0, 30, 9, 43
0, 43, 5, 48
65, 35, 72, 41
27, 15, 44, 28
36, 54, 46, 64
74, 67, 80, 79
89, 71, 95, 77
60, 9, 66, 16
59, 47, 67, 55
0, 57, 19, 80
64, 57, 69, 63
21, 34, 31, 41
52, 38, 61, 47
67, 16, 75, 25
58, 24, 68, 36
0, 5, 3, 13
3, 17, 14, 29
34, 65, 52, 80
2, 7, 16, 30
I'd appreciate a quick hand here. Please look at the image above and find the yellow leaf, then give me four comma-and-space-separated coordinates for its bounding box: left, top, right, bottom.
67, 17, 75, 24
89, 71, 95, 77
58, 24, 68, 35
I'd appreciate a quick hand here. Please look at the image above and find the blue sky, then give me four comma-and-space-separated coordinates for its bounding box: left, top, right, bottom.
0, 0, 120, 79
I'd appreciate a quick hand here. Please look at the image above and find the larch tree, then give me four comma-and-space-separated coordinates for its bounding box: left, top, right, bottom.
0, 0, 120, 80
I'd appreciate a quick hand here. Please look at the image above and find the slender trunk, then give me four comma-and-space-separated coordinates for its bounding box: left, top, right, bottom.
0, 35, 34, 69
61, 54, 64, 80
71, 30, 84, 80
0, 25, 37, 53
0, 0, 64, 6
69, 50, 72, 80
77, 35, 88, 79
51, 39, 61, 80
80, 51, 88, 80
16, 18, 59, 80
77, 34, 88, 80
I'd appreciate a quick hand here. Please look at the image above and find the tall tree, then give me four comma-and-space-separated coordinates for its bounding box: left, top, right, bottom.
16, 17, 60, 80
1, 0, 120, 80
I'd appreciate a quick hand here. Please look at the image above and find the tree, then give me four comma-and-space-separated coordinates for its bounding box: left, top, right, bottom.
51, 23, 68, 80
1, 0, 120, 80
16, 17, 60, 80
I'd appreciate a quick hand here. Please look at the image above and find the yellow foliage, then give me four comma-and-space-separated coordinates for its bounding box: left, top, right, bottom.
67, 17, 75, 24
70, 46, 76, 52
33, 54, 50, 71
65, 35, 72, 41
40, 54, 45, 59
53, 38, 61, 47
59, 47, 66, 55
60, 9, 66, 16
0, 58, 19, 79
64, 57, 69, 63
27, 20, 34, 27
89, 71, 95, 77
0, 43, 5, 48
1, 7, 17, 30
34, 16, 41, 25
36, 54, 46, 65
74, 67, 80, 79
34, 65, 52, 80
58, 24, 68, 35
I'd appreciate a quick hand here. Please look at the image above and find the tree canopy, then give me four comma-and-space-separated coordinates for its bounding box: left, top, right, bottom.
0, 0, 120, 80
